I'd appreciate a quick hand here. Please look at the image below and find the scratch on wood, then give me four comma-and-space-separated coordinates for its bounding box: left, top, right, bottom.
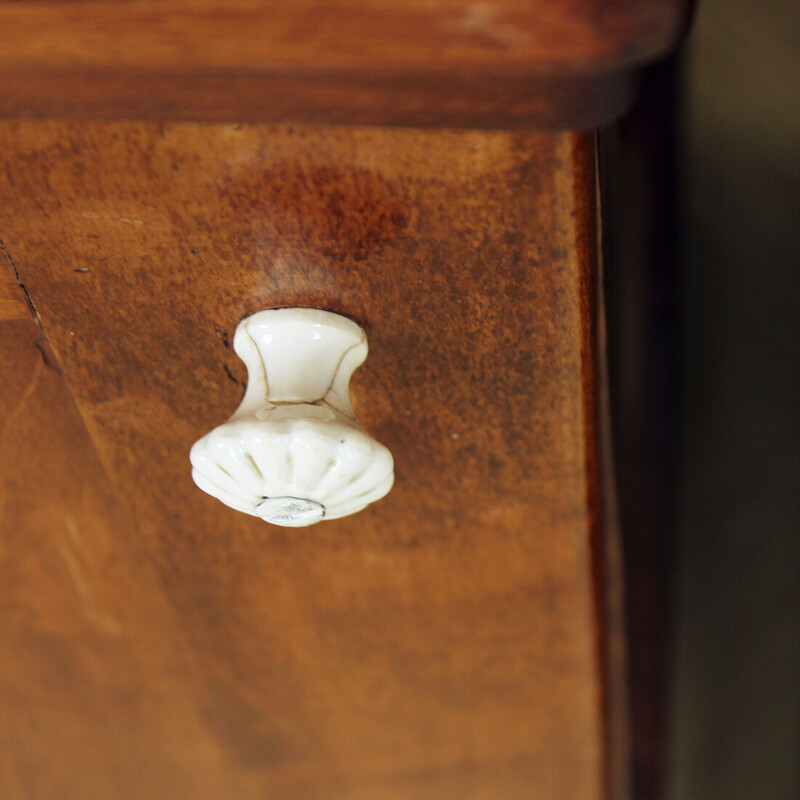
33, 339, 60, 372
0, 233, 43, 330
58, 515, 122, 636
223, 363, 243, 386
213, 322, 231, 349
1, 234, 63, 371
81, 211, 144, 226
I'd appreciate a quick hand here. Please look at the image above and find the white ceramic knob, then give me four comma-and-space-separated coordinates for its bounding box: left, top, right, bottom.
190, 308, 394, 527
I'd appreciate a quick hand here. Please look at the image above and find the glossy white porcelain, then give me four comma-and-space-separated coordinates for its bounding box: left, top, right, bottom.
190, 308, 394, 526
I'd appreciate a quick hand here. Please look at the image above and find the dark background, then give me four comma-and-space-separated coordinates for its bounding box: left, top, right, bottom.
669, 0, 800, 796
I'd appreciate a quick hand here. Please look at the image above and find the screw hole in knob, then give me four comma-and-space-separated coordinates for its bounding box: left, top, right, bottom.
190, 308, 394, 527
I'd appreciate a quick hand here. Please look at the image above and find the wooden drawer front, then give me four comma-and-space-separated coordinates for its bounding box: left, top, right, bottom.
0, 121, 612, 800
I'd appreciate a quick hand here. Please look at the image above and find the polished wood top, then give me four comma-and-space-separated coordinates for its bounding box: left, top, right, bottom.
0, 0, 691, 128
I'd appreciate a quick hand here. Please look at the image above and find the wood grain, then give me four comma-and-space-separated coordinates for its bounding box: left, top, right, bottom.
0, 0, 690, 70
0, 120, 622, 799
0, 320, 250, 799
0, 0, 692, 128
0, 65, 639, 131
0, 240, 31, 321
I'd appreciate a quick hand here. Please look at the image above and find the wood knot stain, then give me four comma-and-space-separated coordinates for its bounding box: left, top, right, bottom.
227, 164, 409, 262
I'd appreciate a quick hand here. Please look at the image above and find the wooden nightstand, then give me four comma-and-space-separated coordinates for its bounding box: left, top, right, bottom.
0, 3, 691, 798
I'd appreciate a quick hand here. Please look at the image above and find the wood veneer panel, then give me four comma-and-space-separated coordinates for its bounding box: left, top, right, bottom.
0, 244, 31, 321
0, 0, 691, 128
0, 319, 256, 799
0, 120, 620, 799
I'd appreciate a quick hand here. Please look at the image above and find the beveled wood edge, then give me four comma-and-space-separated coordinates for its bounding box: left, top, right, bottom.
0, 66, 641, 130
565, 133, 632, 800
587, 134, 632, 800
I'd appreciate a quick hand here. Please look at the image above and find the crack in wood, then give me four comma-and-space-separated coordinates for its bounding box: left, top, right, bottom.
0, 233, 43, 332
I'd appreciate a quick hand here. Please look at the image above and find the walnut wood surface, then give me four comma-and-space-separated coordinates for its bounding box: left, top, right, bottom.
0, 121, 622, 799
0, 319, 247, 799
0, 0, 688, 70
0, 0, 691, 128
0, 66, 638, 131
0, 264, 30, 321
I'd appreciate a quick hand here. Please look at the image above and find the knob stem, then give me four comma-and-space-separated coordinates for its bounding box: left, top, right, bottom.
232, 308, 366, 418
